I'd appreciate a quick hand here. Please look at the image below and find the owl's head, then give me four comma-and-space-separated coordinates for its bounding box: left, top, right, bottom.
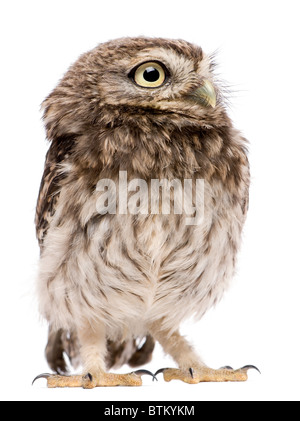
43, 37, 225, 140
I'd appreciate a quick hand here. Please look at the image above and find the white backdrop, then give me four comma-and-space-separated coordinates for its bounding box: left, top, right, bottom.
1, 0, 299, 401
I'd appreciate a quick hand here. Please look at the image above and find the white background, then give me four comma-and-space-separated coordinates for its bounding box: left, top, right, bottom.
0, 0, 299, 402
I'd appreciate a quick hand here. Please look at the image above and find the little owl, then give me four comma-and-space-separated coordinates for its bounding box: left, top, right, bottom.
33, 37, 258, 387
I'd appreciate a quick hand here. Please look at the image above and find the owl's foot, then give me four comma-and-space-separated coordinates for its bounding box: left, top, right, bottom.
154, 365, 260, 384
32, 369, 154, 388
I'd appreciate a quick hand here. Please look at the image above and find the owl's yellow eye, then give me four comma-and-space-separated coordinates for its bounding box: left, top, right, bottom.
132, 62, 166, 88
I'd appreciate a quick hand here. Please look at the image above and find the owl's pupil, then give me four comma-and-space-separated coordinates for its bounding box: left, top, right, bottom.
143, 67, 160, 82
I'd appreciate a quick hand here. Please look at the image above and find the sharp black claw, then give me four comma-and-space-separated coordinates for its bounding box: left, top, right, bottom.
219, 366, 234, 370
84, 373, 93, 382
133, 369, 157, 381
154, 368, 168, 378
240, 365, 261, 374
189, 368, 194, 378
32, 373, 52, 385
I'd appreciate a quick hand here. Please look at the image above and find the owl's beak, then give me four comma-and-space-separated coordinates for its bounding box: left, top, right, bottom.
187, 79, 217, 108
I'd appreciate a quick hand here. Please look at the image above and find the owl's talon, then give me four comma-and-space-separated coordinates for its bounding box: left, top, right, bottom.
132, 369, 157, 381
84, 372, 93, 381
189, 368, 194, 378
240, 365, 261, 374
32, 373, 51, 385
82, 372, 97, 389
154, 368, 168, 378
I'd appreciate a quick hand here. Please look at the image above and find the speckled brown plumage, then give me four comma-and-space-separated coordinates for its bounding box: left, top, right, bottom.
35, 37, 251, 387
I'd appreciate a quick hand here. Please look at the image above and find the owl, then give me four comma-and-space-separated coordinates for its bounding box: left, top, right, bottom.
33, 37, 258, 388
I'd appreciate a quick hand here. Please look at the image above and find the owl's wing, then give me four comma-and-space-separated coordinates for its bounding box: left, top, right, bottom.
35, 134, 79, 373
35, 135, 75, 249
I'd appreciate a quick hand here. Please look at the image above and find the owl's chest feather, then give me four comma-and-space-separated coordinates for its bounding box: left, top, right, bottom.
72, 172, 237, 332
38, 127, 248, 335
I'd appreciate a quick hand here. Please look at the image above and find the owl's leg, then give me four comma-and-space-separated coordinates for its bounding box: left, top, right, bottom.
150, 323, 259, 383
33, 321, 153, 388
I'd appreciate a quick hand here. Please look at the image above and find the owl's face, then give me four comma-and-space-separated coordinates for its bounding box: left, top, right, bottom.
44, 38, 223, 139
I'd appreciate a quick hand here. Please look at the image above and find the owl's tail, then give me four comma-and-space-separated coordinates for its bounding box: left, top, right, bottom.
45, 326, 155, 374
